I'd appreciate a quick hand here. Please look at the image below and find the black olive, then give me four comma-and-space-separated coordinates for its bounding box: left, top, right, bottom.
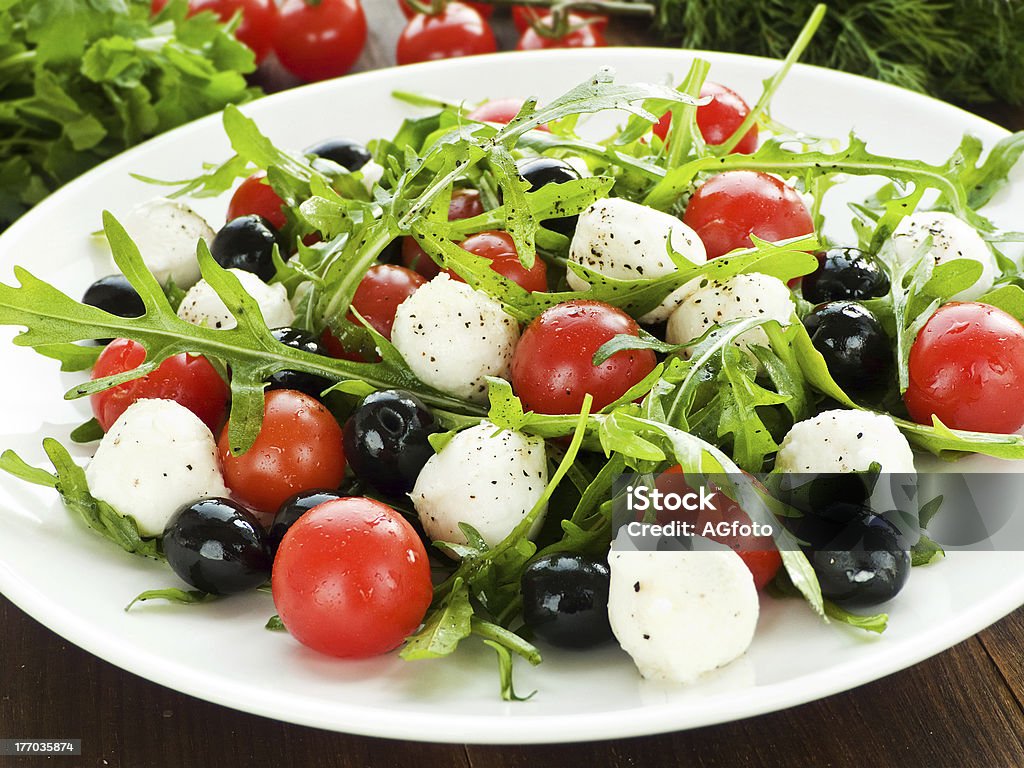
267, 327, 333, 399
802, 247, 890, 303
268, 489, 342, 556
521, 554, 613, 649
808, 513, 911, 608
803, 301, 893, 403
516, 156, 582, 238
210, 215, 280, 282
162, 498, 271, 595
305, 138, 371, 172
342, 390, 440, 495
81, 274, 145, 344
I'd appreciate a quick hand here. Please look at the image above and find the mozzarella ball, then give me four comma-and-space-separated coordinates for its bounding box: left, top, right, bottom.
85, 399, 230, 537
775, 409, 915, 473
391, 274, 520, 402
607, 548, 759, 683
890, 212, 997, 301
119, 198, 213, 289
666, 272, 795, 353
411, 421, 548, 548
360, 159, 385, 193
177, 268, 294, 330
567, 197, 707, 323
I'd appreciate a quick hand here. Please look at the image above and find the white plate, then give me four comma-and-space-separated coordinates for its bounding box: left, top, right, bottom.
1, 48, 1023, 745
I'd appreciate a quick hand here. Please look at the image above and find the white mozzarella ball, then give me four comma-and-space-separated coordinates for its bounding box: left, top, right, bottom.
391, 274, 520, 402
775, 409, 915, 473
85, 399, 229, 537
177, 268, 294, 330
666, 272, 794, 353
411, 421, 548, 548
607, 548, 759, 683
119, 198, 213, 289
890, 211, 997, 301
567, 198, 707, 323
360, 159, 385, 193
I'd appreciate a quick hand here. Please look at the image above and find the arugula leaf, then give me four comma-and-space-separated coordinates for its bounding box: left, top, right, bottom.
979, 284, 1024, 322
823, 601, 888, 634
911, 534, 944, 567
265, 615, 286, 631
70, 418, 104, 443
1, 438, 160, 557
125, 588, 214, 611
481, 640, 536, 703
894, 416, 1024, 461
401, 578, 474, 660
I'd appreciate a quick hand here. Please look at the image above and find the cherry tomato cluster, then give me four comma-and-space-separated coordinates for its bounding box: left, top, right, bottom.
396, 1, 608, 66
151, 0, 368, 82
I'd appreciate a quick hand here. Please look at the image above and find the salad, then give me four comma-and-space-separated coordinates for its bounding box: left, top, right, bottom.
3, 14, 1024, 700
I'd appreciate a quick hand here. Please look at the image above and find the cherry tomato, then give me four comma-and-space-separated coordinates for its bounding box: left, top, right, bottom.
274, 0, 367, 82
399, 0, 494, 18
91, 338, 229, 434
682, 171, 814, 259
219, 389, 346, 514
511, 5, 604, 32
396, 3, 497, 66
905, 302, 1024, 434
448, 230, 548, 292
151, 0, 276, 62
517, 14, 607, 50
227, 173, 287, 232
468, 98, 528, 126
512, 300, 657, 414
655, 466, 782, 590
402, 188, 484, 279
272, 497, 432, 658
653, 82, 759, 154
349, 264, 427, 339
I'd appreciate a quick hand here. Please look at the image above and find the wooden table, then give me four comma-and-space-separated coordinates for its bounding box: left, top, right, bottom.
3, 4, 1024, 767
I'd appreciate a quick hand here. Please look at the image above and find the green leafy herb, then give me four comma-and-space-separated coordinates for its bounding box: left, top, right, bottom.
125, 588, 215, 611
266, 615, 287, 631
0, 0, 260, 230
0, 438, 159, 557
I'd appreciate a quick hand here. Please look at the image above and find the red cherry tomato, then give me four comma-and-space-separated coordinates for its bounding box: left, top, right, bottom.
227, 173, 287, 231
151, 0, 276, 62
402, 188, 485, 279
448, 230, 548, 293
399, 0, 493, 18
654, 466, 781, 590
653, 82, 759, 154
904, 302, 1024, 434
91, 339, 229, 434
274, 0, 367, 82
219, 389, 346, 514
512, 300, 657, 414
511, 5, 604, 32
272, 497, 433, 658
396, 3, 497, 66
682, 171, 814, 259
517, 14, 607, 50
348, 264, 426, 339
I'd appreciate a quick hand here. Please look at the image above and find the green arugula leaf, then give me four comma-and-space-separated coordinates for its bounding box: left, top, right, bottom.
823, 600, 888, 634
70, 417, 104, 443
894, 416, 1024, 461
265, 615, 286, 631
125, 588, 215, 611
401, 578, 474, 660
911, 534, 945, 567
979, 284, 1024, 322
481, 640, 536, 702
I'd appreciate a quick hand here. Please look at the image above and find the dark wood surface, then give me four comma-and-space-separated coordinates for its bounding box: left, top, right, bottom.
3, 4, 1024, 767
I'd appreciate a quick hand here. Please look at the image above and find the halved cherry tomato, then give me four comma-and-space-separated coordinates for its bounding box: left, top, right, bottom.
399, 0, 494, 18
349, 264, 427, 339
517, 14, 607, 50
655, 466, 782, 590
512, 300, 656, 414
682, 170, 814, 259
402, 188, 484, 279
272, 497, 433, 658
90, 338, 229, 434
447, 230, 548, 292
219, 389, 346, 514
466, 98, 551, 132
396, 3, 497, 66
905, 302, 1024, 434
653, 82, 759, 154
274, 0, 367, 82
227, 173, 288, 231
151, 0, 276, 62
